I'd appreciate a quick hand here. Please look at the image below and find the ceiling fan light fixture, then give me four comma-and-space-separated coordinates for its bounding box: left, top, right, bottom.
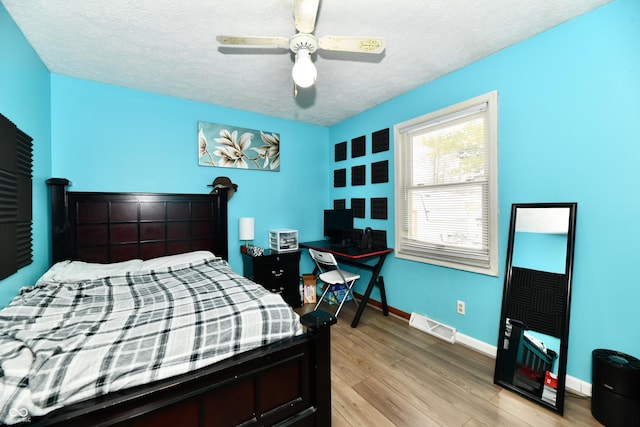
217, 2, 385, 95
292, 47, 317, 88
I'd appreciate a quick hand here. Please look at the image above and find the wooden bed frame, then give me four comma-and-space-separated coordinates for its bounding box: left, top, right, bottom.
32, 179, 336, 426
502, 319, 557, 397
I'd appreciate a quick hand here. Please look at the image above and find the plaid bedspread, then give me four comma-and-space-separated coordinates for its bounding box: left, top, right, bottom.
0, 257, 302, 425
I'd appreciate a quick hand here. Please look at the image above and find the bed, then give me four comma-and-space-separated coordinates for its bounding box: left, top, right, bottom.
0, 178, 335, 426
501, 319, 557, 397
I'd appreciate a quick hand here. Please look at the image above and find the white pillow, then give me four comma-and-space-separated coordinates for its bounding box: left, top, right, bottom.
37, 259, 143, 284
36, 251, 217, 285
138, 251, 216, 271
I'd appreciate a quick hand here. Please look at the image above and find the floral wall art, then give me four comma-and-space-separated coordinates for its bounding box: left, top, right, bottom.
198, 121, 280, 171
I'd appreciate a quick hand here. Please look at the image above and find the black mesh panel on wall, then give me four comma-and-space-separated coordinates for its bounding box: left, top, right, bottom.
506, 267, 567, 338
372, 128, 389, 153
335, 141, 347, 162
351, 165, 365, 186
333, 169, 346, 187
371, 198, 388, 220
371, 160, 388, 184
0, 113, 33, 280
351, 198, 365, 218
351, 136, 365, 158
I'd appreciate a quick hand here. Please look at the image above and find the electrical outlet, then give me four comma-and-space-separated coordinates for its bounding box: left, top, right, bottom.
457, 300, 466, 315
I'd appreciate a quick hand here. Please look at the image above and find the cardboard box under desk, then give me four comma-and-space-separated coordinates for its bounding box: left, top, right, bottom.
302, 274, 316, 304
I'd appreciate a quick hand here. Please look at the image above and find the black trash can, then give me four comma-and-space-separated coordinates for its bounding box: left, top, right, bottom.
592, 349, 640, 427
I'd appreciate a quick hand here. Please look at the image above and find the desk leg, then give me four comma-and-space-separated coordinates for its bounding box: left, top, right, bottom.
378, 276, 389, 316
351, 253, 388, 328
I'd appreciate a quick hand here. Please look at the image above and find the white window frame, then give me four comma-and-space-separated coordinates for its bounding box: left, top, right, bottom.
393, 91, 499, 276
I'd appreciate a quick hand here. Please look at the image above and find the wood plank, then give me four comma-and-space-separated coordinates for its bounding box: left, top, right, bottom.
331, 376, 395, 427
297, 302, 600, 426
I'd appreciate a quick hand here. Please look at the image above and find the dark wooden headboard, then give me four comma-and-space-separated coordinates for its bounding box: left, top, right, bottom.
47, 178, 230, 263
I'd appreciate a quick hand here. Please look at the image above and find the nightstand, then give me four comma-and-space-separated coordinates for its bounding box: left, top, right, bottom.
242, 250, 302, 308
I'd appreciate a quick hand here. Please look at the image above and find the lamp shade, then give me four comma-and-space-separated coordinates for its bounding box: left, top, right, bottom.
292, 47, 317, 88
239, 217, 255, 241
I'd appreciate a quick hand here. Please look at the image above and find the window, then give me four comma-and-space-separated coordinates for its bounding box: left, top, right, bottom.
394, 91, 498, 275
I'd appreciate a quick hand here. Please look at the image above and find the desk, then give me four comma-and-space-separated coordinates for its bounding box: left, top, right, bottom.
300, 240, 392, 328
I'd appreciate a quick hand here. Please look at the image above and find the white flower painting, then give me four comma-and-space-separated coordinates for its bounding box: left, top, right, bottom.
198, 121, 280, 172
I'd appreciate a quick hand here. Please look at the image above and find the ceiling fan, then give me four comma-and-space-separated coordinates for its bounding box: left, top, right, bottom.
216, 0, 385, 90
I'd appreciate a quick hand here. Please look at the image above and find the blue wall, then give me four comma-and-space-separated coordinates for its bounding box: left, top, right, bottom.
50, 75, 329, 272
512, 232, 568, 274
2, 0, 639, 384
0, 4, 52, 306
330, 0, 640, 382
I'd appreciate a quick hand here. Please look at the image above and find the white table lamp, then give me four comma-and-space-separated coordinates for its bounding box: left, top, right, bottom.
239, 217, 255, 247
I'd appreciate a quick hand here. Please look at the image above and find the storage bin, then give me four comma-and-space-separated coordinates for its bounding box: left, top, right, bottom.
269, 229, 298, 252
317, 284, 352, 305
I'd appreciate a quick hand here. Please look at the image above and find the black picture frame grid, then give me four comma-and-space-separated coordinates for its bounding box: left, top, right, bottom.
331, 131, 390, 221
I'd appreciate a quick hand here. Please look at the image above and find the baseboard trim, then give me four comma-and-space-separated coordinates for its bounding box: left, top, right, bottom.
353, 292, 411, 320
456, 331, 497, 358
355, 294, 591, 397
454, 333, 590, 396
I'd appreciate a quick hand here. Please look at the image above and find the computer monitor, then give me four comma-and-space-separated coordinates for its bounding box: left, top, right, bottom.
323, 208, 354, 245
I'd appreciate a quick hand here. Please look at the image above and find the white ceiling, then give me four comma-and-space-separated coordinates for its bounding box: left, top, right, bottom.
2, 0, 611, 126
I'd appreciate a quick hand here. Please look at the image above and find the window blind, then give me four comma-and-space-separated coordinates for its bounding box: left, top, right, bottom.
394, 91, 498, 275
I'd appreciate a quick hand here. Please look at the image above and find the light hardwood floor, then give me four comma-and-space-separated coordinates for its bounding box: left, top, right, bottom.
297, 302, 601, 427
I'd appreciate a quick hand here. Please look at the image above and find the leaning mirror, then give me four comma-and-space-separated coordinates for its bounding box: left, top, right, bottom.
494, 202, 577, 414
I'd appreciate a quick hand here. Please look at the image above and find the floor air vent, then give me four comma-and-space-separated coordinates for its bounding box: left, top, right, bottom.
409, 312, 457, 344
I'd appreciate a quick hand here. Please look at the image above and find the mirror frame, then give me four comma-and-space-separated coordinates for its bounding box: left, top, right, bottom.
494, 202, 577, 414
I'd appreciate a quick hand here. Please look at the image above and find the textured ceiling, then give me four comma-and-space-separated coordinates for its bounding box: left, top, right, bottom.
2, 0, 611, 126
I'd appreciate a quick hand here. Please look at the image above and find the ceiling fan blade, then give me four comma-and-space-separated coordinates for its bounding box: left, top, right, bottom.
319, 36, 386, 54
216, 35, 289, 48
294, 0, 319, 33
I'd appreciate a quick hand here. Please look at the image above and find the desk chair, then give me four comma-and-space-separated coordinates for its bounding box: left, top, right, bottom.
309, 248, 360, 317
